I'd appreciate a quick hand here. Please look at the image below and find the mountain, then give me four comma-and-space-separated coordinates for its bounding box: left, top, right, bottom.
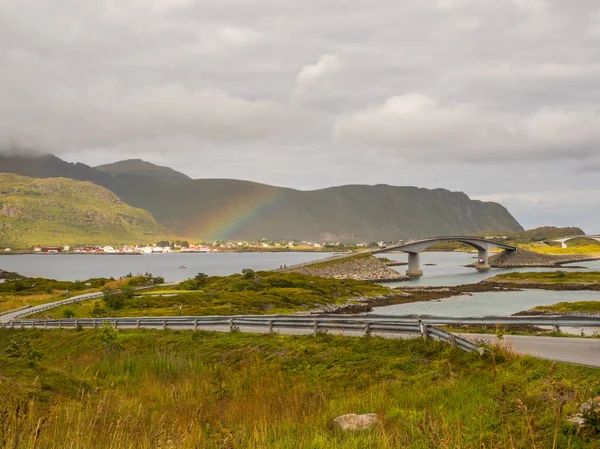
96, 159, 191, 182
0, 153, 523, 242
0, 173, 169, 247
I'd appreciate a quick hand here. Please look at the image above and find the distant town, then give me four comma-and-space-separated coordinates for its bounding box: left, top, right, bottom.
2, 236, 510, 254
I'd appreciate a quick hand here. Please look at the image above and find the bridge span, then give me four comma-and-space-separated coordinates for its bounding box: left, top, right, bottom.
371, 237, 517, 277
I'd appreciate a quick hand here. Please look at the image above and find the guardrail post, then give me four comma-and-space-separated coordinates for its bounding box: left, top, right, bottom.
268, 320, 274, 334
74, 320, 78, 329
418, 318, 428, 341
313, 320, 318, 337
162, 320, 167, 330
450, 334, 457, 348
364, 322, 370, 336
10, 321, 14, 328
194, 319, 198, 331
114, 320, 118, 330
44, 321, 47, 330
136, 320, 140, 329
58, 321, 62, 329
553, 324, 560, 333
229, 318, 234, 333
93, 320, 97, 329
20, 321, 24, 329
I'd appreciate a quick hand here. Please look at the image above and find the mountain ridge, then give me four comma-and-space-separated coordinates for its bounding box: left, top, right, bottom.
0, 153, 524, 241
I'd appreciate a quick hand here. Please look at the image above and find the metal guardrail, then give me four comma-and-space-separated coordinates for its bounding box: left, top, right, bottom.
1, 314, 486, 354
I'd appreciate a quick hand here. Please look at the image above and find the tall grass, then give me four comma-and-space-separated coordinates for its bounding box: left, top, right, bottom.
0, 329, 598, 448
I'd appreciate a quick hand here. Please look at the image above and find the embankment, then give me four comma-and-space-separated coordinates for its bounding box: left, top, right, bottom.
488, 248, 599, 268
290, 253, 407, 282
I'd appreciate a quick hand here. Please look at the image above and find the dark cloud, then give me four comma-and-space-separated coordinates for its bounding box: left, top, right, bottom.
1, 0, 599, 231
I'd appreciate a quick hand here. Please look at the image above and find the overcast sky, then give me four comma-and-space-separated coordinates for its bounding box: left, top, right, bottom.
1, 0, 599, 232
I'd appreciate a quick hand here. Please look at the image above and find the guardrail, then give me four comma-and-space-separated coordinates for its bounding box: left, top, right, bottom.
1, 314, 487, 354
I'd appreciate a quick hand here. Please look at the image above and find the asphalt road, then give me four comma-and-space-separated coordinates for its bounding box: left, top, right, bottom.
459, 333, 600, 368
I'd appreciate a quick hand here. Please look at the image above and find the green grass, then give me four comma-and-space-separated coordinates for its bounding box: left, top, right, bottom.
533, 301, 600, 314
32, 271, 391, 318
489, 271, 600, 284
0, 329, 598, 448
0, 275, 161, 313
519, 244, 600, 255
0, 173, 170, 247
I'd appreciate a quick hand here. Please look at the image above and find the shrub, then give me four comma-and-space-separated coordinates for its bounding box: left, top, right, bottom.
62, 309, 75, 318
5, 334, 43, 361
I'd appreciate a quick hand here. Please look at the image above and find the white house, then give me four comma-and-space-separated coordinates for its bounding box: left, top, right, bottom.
4, 248, 11, 252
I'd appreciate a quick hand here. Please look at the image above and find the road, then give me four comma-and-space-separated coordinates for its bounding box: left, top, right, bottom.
459, 333, 600, 368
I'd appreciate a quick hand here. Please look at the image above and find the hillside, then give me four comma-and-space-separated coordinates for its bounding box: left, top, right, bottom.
0, 154, 523, 242
0, 173, 169, 247
96, 158, 191, 182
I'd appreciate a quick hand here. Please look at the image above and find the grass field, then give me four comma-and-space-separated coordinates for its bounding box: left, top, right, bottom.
533, 301, 600, 314
488, 271, 600, 285
0, 275, 162, 313
0, 328, 599, 448
31, 271, 391, 319
519, 243, 600, 256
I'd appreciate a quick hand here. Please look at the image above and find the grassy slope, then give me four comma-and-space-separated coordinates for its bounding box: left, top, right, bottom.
533, 301, 600, 314
0, 173, 169, 247
0, 276, 158, 313
34, 271, 391, 318
488, 271, 600, 284
0, 329, 598, 448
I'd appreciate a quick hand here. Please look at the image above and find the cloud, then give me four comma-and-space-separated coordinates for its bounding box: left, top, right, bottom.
333, 93, 600, 162
0, 84, 298, 153
296, 54, 341, 86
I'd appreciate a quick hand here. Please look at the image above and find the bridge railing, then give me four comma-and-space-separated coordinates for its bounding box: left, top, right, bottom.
1, 314, 487, 354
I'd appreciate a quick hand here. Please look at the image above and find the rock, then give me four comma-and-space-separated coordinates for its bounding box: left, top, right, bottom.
567, 397, 600, 429
330, 413, 380, 431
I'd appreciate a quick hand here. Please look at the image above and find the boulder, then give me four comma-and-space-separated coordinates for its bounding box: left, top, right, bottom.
330, 413, 380, 431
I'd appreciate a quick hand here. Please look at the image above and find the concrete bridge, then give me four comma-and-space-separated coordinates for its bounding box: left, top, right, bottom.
371, 237, 517, 277
549, 235, 600, 249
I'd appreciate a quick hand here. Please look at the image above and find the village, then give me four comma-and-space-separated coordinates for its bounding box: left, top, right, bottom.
3, 240, 379, 255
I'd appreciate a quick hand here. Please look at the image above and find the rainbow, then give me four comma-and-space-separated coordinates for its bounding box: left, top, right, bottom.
186, 187, 284, 240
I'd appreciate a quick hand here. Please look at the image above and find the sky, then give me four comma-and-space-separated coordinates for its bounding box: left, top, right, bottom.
1, 0, 599, 233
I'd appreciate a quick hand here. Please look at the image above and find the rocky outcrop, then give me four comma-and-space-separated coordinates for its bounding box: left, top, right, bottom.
0, 269, 18, 279
330, 413, 380, 431
489, 249, 599, 268
292, 255, 407, 282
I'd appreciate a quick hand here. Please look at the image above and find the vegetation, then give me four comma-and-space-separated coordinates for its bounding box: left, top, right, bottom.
488, 271, 600, 285
519, 243, 600, 255
0, 173, 169, 248
0, 274, 163, 313
33, 271, 390, 318
533, 301, 600, 314
505, 226, 585, 243
0, 329, 598, 448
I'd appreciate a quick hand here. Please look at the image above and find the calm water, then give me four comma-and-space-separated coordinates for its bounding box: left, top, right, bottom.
372, 289, 600, 317
0, 252, 335, 282
384, 252, 600, 287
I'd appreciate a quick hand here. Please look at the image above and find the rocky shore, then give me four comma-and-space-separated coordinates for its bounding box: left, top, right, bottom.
291, 254, 407, 282
487, 248, 600, 268
0, 269, 18, 279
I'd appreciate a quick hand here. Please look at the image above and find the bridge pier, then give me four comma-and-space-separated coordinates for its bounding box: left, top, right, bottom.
476, 249, 491, 271
406, 252, 423, 277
